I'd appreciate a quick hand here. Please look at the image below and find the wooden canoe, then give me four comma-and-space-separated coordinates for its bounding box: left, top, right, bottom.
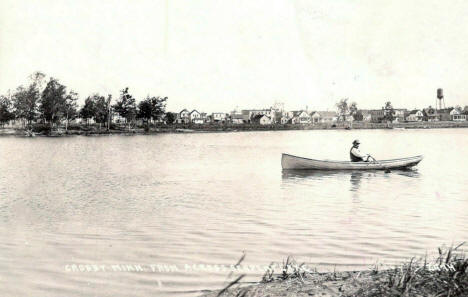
281, 153, 423, 170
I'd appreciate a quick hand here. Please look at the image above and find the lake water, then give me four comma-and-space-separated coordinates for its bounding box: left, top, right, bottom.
0, 129, 467, 296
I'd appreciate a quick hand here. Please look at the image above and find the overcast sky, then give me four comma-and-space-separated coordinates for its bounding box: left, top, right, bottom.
1, 0, 468, 112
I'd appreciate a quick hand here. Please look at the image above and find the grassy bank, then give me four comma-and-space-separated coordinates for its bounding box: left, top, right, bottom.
1, 120, 468, 137
200, 245, 467, 297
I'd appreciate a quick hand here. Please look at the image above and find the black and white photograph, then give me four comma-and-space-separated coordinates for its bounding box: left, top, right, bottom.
0, 1, 467, 296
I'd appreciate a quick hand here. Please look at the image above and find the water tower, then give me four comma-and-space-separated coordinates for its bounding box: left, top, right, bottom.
436, 88, 445, 110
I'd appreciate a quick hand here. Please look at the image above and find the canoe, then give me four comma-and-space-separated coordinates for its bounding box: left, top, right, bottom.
281, 153, 423, 170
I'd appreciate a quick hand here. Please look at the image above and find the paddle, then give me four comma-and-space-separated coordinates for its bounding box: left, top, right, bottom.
369, 155, 391, 173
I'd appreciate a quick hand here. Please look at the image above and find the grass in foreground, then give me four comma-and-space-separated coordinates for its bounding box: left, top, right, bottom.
201, 244, 467, 297
350, 243, 467, 297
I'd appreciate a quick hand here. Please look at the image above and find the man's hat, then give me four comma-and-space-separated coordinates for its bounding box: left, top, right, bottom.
353, 139, 360, 145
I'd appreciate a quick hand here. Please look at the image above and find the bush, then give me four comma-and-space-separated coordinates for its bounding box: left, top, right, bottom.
31, 123, 52, 134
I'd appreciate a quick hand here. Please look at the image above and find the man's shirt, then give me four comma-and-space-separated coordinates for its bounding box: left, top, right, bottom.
350, 147, 368, 159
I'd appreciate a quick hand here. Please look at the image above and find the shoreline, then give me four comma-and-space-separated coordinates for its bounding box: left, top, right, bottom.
199, 246, 467, 297
1, 121, 468, 137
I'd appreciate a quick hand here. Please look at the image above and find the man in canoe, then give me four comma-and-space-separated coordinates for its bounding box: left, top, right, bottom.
350, 139, 374, 162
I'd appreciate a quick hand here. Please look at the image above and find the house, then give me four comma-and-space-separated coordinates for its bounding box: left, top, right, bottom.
358, 110, 372, 122
316, 111, 338, 123
79, 117, 97, 124
289, 110, 311, 124
310, 111, 321, 123
231, 114, 244, 124
436, 108, 453, 121
309, 111, 338, 123
189, 110, 202, 123
393, 109, 407, 122
344, 114, 354, 122
252, 114, 273, 125
200, 113, 209, 123
280, 116, 289, 124
230, 109, 245, 124
406, 110, 424, 122
177, 109, 190, 124
370, 109, 385, 123
273, 111, 290, 124
423, 107, 439, 121
154, 113, 167, 124
369, 108, 406, 123
212, 112, 227, 123
450, 108, 466, 121
241, 108, 277, 124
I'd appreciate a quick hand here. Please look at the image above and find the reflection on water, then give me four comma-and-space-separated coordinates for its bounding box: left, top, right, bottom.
350, 172, 363, 192
282, 168, 421, 197
0, 129, 467, 297
282, 168, 420, 180
282, 170, 368, 198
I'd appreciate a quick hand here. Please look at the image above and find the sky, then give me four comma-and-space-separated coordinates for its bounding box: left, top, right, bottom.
1, 0, 468, 113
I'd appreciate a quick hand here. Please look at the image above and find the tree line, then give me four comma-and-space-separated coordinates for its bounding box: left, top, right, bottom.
0, 72, 168, 130
336, 98, 396, 122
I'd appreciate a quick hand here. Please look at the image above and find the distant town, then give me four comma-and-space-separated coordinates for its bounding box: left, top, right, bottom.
170, 102, 468, 126
1, 72, 468, 135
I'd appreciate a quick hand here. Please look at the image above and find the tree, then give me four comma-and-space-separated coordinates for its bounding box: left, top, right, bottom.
353, 111, 364, 121
28, 71, 46, 91
80, 97, 96, 126
64, 90, 79, 131
13, 84, 40, 125
0, 95, 15, 127
113, 87, 137, 129
336, 98, 349, 122
93, 95, 107, 124
137, 99, 152, 124
349, 102, 358, 119
39, 78, 67, 128
383, 101, 395, 123
92, 94, 112, 130
165, 112, 176, 124
10, 71, 46, 127
137, 96, 167, 124
105, 95, 112, 131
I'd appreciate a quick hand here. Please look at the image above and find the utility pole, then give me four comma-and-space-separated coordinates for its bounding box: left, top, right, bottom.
106, 94, 112, 132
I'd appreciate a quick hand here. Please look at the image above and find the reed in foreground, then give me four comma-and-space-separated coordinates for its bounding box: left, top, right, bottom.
200, 244, 467, 297
349, 243, 467, 297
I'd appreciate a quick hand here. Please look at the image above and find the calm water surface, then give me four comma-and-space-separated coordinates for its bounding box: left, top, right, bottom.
0, 129, 467, 296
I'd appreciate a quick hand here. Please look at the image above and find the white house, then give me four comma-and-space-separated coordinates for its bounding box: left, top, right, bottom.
359, 110, 372, 122
406, 110, 424, 122
310, 111, 321, 123
310, 111, 340, 123
450, 108, 466, 121
212, 112, 227, 123
252, 114, 273, 125
290, 110, 311, 124
231, 114, 244, 124
393, 109, 407, 122
189, 110, 202, 123
241, 108, 276, 124
317, 111, 338, 123
273, 111, 290, 125
177, 109, 190, 124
